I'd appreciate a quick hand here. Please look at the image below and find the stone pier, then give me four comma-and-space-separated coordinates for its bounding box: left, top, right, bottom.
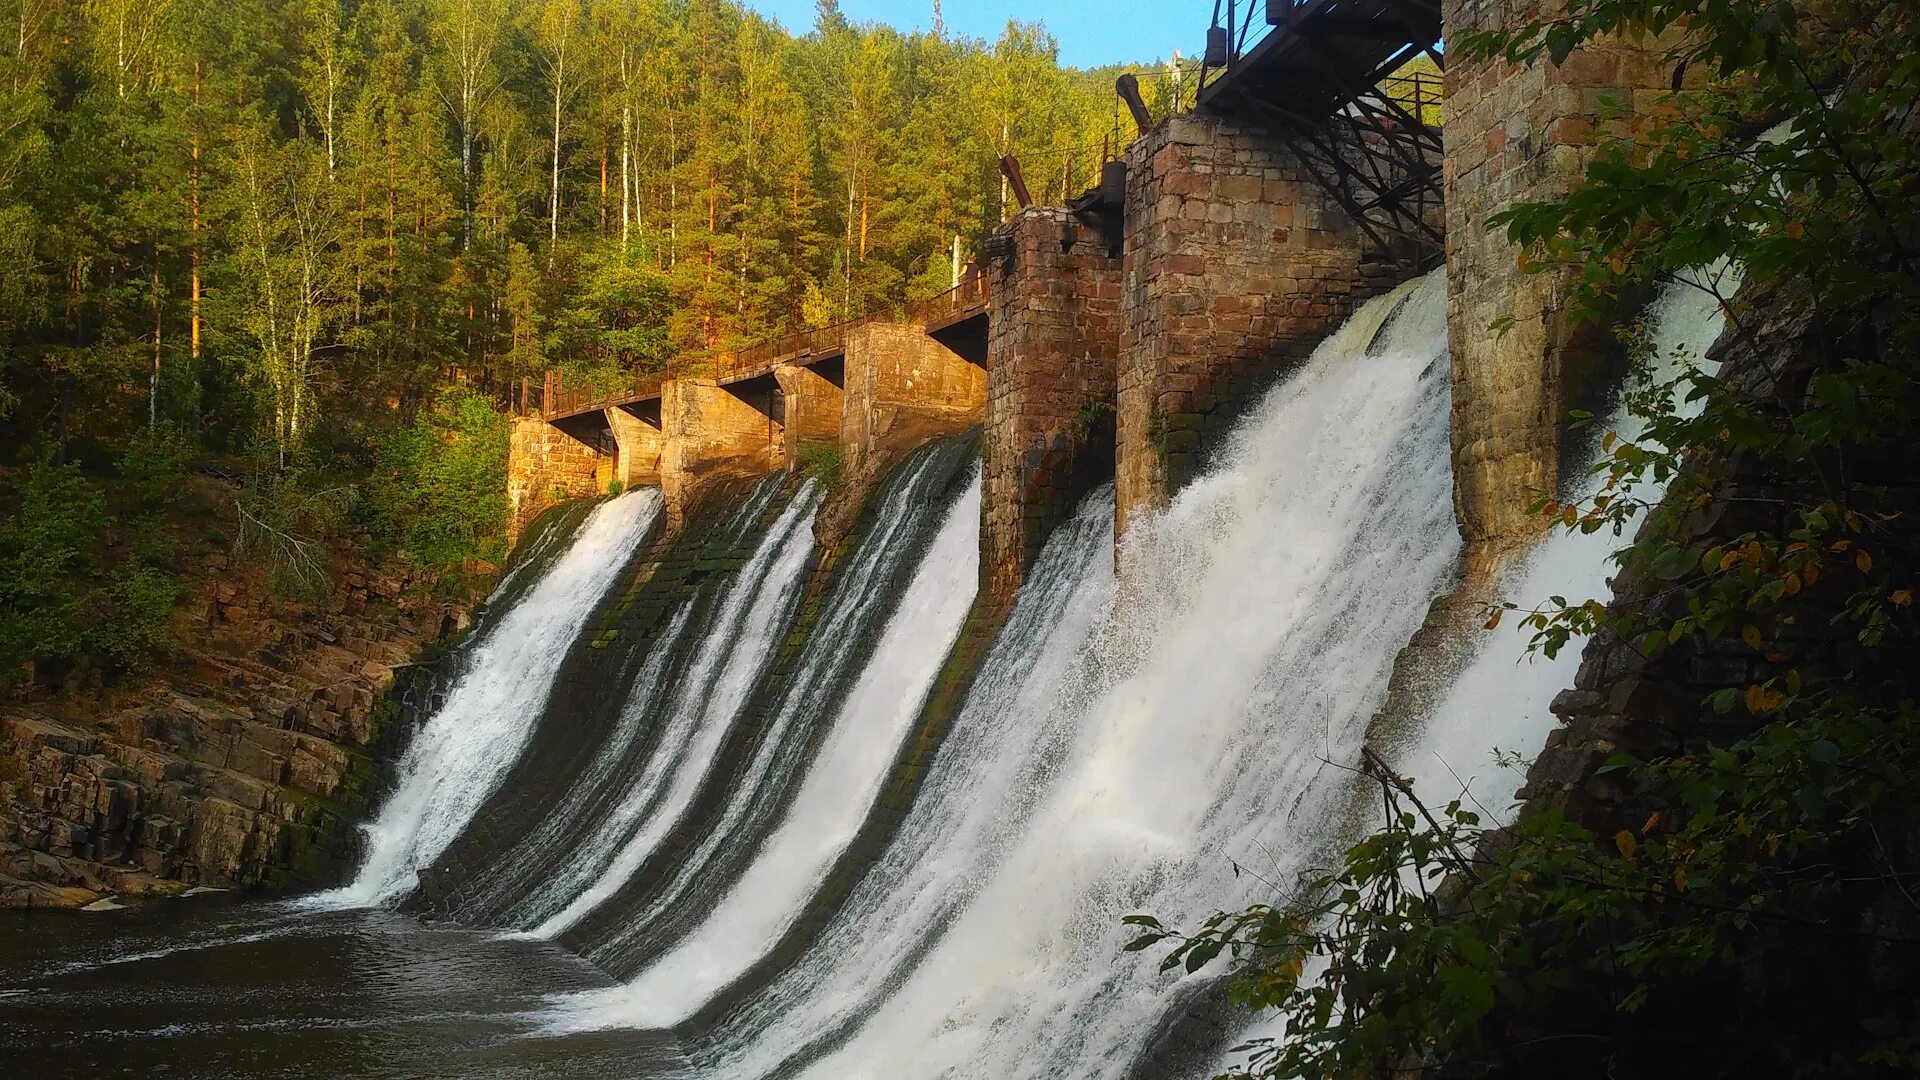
607, 403, 664, 491
982, 206, 1122, 609
774, 361, 845, 471
841, 322, 986, 481
1116, 112, 1389, 534
659, 378, 784, 526
507, 417, 607, 542
1444, 0, 1676, 563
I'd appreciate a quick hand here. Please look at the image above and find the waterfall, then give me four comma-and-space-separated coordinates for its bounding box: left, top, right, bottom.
307, 261, 1739, 1078
504, 481, 824, 931
319, 489, 661, 908
535, 437, 978, 969
704, 484, 1119, 1078
1400, 262, 1741, 819
543, 464, 982, 1031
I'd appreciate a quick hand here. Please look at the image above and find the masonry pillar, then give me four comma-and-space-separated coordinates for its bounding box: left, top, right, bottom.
1444, 0, 1676, 564
507, 416, 608, 543
607, 404, 664, 490
982, 207, 1121, 609
659, 378, 783, 527
841, 322, 986, 480
1116, 112, 1385, 535
774, 362, 844, 472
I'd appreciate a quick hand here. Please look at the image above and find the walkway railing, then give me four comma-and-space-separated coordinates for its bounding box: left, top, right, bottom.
529, 277, 991, 421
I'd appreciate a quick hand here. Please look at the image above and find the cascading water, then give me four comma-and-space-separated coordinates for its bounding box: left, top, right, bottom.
721, 273, 1461, 1079
319, 488, 661, 908
264, 263, 1737, 1080
1401, 262, 1742, 816
702, 484, 1119, 1078
544, 464, 982, 1030
502, 481, 824, 931
551, 440, 979, 973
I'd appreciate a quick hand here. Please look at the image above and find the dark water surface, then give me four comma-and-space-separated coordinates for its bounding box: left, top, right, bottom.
0, 893, 685, 1078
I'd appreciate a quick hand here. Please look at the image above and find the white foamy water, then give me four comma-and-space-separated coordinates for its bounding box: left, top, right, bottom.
706, 486, 1117, 1078
543, 466, 983, 1030
317, 489, 660, 908
1209, 265, 1744, 1072
554, 449, 970, 965
761, 274, 1460, 1078
522, 483, 822, 935
1405, 262, 1740, 821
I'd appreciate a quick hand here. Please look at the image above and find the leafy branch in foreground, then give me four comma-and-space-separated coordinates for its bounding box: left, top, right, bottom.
1134, 0, 1920, 1075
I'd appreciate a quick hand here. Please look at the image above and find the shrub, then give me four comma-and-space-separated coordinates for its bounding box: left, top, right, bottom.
0, 459, 183, 685
363, 386, 509, 571
797, 440, 844, 490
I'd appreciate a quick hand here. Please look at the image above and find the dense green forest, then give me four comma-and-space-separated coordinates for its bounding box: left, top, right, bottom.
0, 0, 1162, 687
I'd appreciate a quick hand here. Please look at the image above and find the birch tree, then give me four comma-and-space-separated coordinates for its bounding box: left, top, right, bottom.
226, 132, 346, 465
530, 0, 583, 248
427, 0, 505, 249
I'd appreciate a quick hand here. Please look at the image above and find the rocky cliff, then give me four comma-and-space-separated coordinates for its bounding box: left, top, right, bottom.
0, 516, 479, 909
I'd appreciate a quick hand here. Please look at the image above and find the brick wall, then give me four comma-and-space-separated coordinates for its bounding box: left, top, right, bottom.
507, 417, 607, 543
842, 322, 986, 481
1116, 112, 1384, 533
1444, 0, 1676, 558
982, 207, 1122, 610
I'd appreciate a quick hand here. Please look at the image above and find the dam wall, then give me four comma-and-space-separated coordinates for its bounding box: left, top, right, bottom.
512, 19, 1674, 592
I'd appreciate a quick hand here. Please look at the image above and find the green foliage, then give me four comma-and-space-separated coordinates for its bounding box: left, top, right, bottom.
1146, 1, 1920, 1075
0, 459, 184, 685
363, 386, 509, 572
1139, 724, 1920, 1077
234, 468, 358, 602
797, 440, 845, 490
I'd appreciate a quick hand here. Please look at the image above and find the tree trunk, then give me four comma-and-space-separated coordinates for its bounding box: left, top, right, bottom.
549, 49, 563, 248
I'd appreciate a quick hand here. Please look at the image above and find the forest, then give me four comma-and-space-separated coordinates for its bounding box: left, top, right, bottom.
0, 0, 1167, 685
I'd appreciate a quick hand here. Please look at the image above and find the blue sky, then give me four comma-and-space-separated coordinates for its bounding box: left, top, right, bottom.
749, 0, 1206, 68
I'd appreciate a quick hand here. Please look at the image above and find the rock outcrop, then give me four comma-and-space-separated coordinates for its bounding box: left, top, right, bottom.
0, 548, 473, 908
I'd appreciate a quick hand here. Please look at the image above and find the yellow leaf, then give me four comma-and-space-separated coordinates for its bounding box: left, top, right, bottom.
1804, 560, 1821, 585
1894, 589, 1913, 608
1856, 549, 1873, 573
1602, 431, 1617, 452
1741, 624, 1763, 649
1641, 811, 1662, 835
1745, 684, 1784, 713
1615, 830, 1637, 859
1674, 865, 1688, 892
1483, 608, 1504, 631
1562, 504, 1580, 527
1785, 219, 1805, 238
1610, 257, 1627, 274
1782, 572, 1801, 596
